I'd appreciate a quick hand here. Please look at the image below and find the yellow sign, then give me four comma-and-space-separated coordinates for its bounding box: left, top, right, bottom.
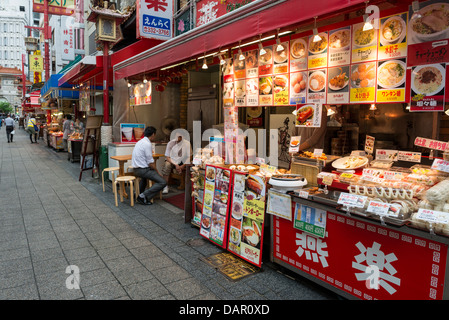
33, 72, 42, 84
29, 54, 43, 72
350, 87, 375, 103
377, 88, 405, 103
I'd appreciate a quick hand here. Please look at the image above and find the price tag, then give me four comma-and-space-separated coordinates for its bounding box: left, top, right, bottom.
431, 159, 449, 173
376, 149, 399, 161
298, 190, 309, 199
340, 173, 353, 180
313, 148, 323, 157
338, 193, 367, 208
366, 200, 390, 215
416, 208, 449, 224
397, 151, 421, 163
322, 175, 333, 186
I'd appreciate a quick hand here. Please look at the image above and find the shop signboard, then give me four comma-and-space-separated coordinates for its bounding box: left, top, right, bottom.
61, 16, 75, 62
33, 0, 75, 16
129, 82, 152, 106
228, 172, 266, 267
138, 0, 173, 40
200, 165, 233, 248
273, 211, 448, 300
120, 123, 145, 144
195, 0, 254, 27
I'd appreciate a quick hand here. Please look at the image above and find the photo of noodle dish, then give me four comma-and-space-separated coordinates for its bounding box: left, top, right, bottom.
411, 64, 445, 96
309, 71, 326, 92
329, 29, 351, 50
409, 2, 449, 42
259, 48, 273, 65
308, 33, 328, 54
377, 60, 406, 89
245, 51, 258, 69
290, 38, 307, 59
380, 15, 406, 45
353, 25, 376, 47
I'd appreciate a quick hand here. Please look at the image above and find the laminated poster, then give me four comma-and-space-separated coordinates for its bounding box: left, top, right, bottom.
308, 32, 328, 69
328, 26, 352, 67
290, 37, 308, 72
228, 172, 266, 267
295, 103, 322, 128
245, 49, 259, 78
234, 79, 246, 107
273, 74, 289, 105
258, 45, 273, 76
233, 53, 246, 79
293, 203, 327, 238
349, 61, 376, 103
273, 41, 289, 75
376, 58, 407, 103
245, 78, 259, 106
351, 22, 378, 63
378, 12, 408, 60
259, 76, 273, 106
307, 68, 327, 104
223, 75, 235, 108
410, 63, 446, 112
327, 65, 350, 104
200, 165, 233, 248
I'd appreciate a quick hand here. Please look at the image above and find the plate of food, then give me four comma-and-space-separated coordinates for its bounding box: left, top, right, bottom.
247, 106, 262, 118
231, 201, 243, 220
409, 2, 449, 43
351, 62, 376, 88
273, 43, 288, 64
206, 167, 215, 181
242, 220, 261, 247
245, 51, 258, 69
329, 29, 351, 50
332, 156, 369, 170
201, 216, 211, 230
309, 71, 326, 92
308, 33, 328, 54
229, 226, 241, 245
290, 38, 307, 59
380, 16, 406, 45
377, 60, 406, 89
246, 79, 258, 95
411, 64, 445, 96
353, 25, 376, 47
328, 67, 349, 91
296, 105, 314, 125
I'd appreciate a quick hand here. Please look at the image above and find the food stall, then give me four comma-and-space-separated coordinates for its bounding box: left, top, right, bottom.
185, 0, 449, 300
68, 130, 84, 162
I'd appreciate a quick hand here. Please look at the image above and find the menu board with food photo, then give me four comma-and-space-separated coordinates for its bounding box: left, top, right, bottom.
259, 45, 274, 76
200, 165, 233, 248
273, 41, 289, 74
376, 58, 407, 102
273, 74, 289, 105
349, 61, 377, 103
351, 21, 378, 63
307, 69, 327, 104
378, 12, 408, 60
233, 53, 246, 79
410, 63, 446, 111
228, 172, 266, 267
223, 77, 235, 108
290, 37, 308, 72
245, 78, 259, 106
308, 32, 329, 69
296, 103, 323, 127
246, 106, 263, 127
245, 50, 259, 78
259, 76, 273, 105
223, 58, 234, 76
328, 26, 352, 67
234, 79, 246, 107
289, 71, 307, 104
327, 66, 350, 104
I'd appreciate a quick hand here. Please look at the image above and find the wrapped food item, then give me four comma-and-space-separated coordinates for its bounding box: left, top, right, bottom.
370, 160, 393, 169
425, 179, 449, 211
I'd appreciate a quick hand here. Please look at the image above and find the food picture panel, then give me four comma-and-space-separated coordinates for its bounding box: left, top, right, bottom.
273, 41, 289, 74
245, 78, 259, 106
223, 58, 234, 76
258, 45, 273, 76
327, 65, 350, 104
223, 80, 235, 107
351, 22, 378, 63
328, 26, 352, 67
245, 49, 259, 78
378, 12, 408, 60
350, 61, 377, 103
273, 74, 289, 105
234, 79, 246, 107
259, 76, 273, 105
289, 71, 307, 104
296, 103, 323, 127
376, 58, 407, 103
407, 0, 449, 45
228, 172, 266, 267
246, 106, 263, 127
233, 53, 246, 79
307, 68, 327, 104
200, 165, 233, 248
290, 37, 308, 71
308, 32, 328, 69
410, 63, 446, 111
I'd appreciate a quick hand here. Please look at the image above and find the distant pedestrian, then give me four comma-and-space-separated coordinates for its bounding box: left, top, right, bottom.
4, 114, 15, 143
63, 114, 74, 151
26, 114, 38, 143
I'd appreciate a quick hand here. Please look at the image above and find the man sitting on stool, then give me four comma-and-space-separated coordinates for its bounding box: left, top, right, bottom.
132, 126, 167, 205
161, 131, 192, 194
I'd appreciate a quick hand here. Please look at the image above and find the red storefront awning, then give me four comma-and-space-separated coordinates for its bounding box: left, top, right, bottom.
24, 90, 41, 109
114, 0, 368, 80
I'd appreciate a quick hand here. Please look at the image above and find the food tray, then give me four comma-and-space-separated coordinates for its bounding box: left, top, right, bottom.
332, 156, 369, 170
293, 154, 340, 166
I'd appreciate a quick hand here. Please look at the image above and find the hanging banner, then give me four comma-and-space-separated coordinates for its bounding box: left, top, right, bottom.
61, 16, 75, 61
138, 0, 173, 40
29, 54, 43, 72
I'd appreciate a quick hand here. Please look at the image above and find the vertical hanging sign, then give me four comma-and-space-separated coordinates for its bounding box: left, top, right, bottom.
138, 0, 173, 40
61, 16, 75, 61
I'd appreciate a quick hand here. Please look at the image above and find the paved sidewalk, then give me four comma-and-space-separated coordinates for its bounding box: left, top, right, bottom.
0, 127, 339, 300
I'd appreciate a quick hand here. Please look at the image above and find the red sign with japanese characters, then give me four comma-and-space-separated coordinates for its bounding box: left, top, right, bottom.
273, 210, 447, 300
196, 0, 254, 27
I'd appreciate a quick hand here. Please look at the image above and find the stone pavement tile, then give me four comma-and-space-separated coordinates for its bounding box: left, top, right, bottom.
96, 245, 132, 261
0, 247, 30, 262
165, 278, 214, 300
69, 256, 107, 273
35, 270, 84, 300
111, 265, 154, 286
30, 247, 65, 262
0, 269, 35, 289
89, 237, 123, 250
0, 282, 40, 300
129, 244, 164, 261
78, 268, 117, 288
120, 236, 153, 250
83, 280, 128, 300
32, 257, 69, 276
59, 238, 91, 251
64, 246, 99, 262
139, 255, 177, 272
103, 255, 143, 274
83, 230, 115, 242
151, 265, 192, 285
0, 256, 33, 275
0, 239, 28, 252
124, 279, 170, 300
28, 238, 61, 252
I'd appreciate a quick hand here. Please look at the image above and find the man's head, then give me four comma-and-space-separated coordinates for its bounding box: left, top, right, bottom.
66, 114, 72, 120
144, 126, 157, 141
175, 132, 183, 143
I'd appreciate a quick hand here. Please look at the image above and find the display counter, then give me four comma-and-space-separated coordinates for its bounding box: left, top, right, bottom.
49, 132, 64, 150
68, 138, 83, 162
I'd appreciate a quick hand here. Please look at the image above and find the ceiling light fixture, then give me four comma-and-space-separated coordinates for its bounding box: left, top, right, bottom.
411, 1, 422, 19
369, 103, 377, 111
219, 53, 226, 65
202, 56, 208, 69
276, 29, 284, 52
238, 48, 245, 61
362, 13, 373, 31
258, 35, 267, 55
313, 16, 321, 42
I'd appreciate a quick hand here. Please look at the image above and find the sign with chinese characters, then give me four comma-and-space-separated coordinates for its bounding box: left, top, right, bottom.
376, 58, 407, 103
349, 62, 376, 103
308, 32, 328, 69
200, 165, 233, 248
351, 22, 378, 63
138, 0, 173, 40
431, 159, 449, 174
29, 54, 43, 73
397, 151, 421, 162
378, 12, 408, 60
228, 172, 266, 267
337, 192, 367, 208
410, 63, 446, 112
328, 26, 351, 67
33, 0, 75, 16
272, 211, 448, 300
375, 149, 399, 161
327, 65, 350, 104
293, 203, 326, 238
195, 0, 254, 27
61, 16, 75, 61
129, 82, 152, 106
414, 137, 449, 152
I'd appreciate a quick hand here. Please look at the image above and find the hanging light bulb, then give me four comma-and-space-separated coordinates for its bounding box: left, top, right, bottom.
411, 1, 422, 19
327, 106, 336, 116
238, 48, 245, 61
369, 103, 377, 111
127, 82, 131, 88
202, 57, 208, 69
143, 77, 148, 83
362, 14, 373, 31
259, 42, 266, 55
313, 16, 321, 42
219, 54, 226, 65
276, 31, 284, 52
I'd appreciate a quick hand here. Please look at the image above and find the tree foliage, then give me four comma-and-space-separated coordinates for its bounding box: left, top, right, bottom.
0, 101, 13, 114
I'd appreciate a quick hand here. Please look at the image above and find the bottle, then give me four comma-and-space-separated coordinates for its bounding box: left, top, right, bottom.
93, 164, 99, 179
